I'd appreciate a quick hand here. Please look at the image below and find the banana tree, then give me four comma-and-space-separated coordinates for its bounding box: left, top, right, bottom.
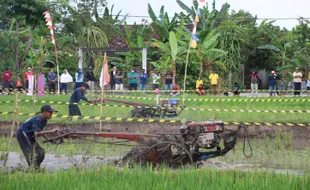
195, 30, 227, 77
152, 31, 187, 84
256, 21, 294, 77
148, 3, 184, 42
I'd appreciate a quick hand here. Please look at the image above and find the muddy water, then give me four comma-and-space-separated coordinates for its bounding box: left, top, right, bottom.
0, 151, 119, 172
0, 151, 306, 175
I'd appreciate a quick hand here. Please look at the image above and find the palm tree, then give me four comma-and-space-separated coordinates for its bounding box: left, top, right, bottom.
80, 26, 109, 48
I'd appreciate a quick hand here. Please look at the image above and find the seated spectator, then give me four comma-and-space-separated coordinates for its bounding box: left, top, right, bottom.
232, 82, 241, 96
170, 84, 180, 96
16, 75, 23, 92
196, 77, 205, 96
223, 86, 229, 96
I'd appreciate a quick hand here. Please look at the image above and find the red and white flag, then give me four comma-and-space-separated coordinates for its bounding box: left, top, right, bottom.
43, 11, 55, 45
99, 52, 110, 89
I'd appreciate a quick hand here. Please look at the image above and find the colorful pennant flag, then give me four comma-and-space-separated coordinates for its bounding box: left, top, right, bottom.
43, 11, 55, 45
190, 0, 206, 48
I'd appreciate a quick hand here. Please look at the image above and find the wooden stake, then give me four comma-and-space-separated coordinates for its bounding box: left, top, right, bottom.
3, 92, 19, 166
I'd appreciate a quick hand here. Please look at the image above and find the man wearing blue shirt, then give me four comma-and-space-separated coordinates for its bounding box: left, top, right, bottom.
69, 83, 90, 116
47, 69, 57, 94
17, 104, 58, 169
139, 69, 148, 90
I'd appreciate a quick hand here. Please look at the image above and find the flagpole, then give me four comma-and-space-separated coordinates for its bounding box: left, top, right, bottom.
182, 44, 192, 106
43, 11, 59, 95
54, 40, 60, 95
99, 52, 106, 132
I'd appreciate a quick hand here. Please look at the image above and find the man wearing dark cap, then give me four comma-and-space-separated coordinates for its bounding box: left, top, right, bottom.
69, 83, 90, 116
17, 104, 58, 169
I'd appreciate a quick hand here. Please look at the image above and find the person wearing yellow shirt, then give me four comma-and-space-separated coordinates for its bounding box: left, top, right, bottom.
196, 77, 205, 96
209, 70, 219, 94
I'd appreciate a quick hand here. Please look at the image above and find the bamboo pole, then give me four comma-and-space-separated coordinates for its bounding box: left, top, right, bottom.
182, 44, 192, 106
3, 92, 19, 166
99, 52, 106, 132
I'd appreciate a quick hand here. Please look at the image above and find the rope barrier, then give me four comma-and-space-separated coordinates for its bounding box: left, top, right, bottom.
0, 111, 309, 127
1, 99, 310, 114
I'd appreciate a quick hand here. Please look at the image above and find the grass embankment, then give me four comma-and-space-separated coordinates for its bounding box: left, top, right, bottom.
0, 94, 309, 123
1, 166, 309, 190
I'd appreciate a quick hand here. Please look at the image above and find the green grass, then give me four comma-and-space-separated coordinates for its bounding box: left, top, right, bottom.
0, 94, 309, 123
1, 166, 309, 190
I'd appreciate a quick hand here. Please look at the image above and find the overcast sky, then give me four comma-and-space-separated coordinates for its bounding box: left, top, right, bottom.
106, 0, 310, 29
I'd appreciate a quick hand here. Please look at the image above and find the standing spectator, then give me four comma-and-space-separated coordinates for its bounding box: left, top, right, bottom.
24, 67, 34, 90
209, 70, 219, 95
196, 77, 205, 96
86, 66, 95, 92
139, 68, 148, 90
293, 67, 302, 96
74, 68, 84, 90
268, 71, 277, 96
278, 77, 286, 96
47, 69, 57, 94
232, 82, 241, 96
110, 66, 117, 90
307, 72, 310, 96
114, 69, 124, 91
16, 75, 23, 92
152, 69, 160, 90
249, 71, 259, 95
60, 69, 73, 94
69, 83, 90, 116
164, 70, 173, 91
2, 68, 13, 92
128, 67, 138, 90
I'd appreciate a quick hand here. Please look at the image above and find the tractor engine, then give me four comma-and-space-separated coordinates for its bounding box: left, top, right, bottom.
181, 121, 224, 150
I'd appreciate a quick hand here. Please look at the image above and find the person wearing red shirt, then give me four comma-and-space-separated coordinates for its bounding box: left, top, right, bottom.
24, 67, 34, 90
170, 84, 180, 96
2, 68, 13, 91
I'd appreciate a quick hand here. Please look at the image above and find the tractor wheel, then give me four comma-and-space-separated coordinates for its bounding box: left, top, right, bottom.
145, 141, 193, 168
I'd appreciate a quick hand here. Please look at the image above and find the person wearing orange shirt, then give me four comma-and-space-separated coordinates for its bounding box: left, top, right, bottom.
16, 75, 23, 92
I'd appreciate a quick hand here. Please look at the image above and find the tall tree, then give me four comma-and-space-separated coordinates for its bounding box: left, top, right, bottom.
0, 0, 49, 69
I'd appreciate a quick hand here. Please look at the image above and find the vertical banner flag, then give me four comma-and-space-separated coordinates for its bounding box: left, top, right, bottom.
100, 52, 111, 89
190, 0, 206, 48
43, 11, 60, 94
27, 75, 34, 96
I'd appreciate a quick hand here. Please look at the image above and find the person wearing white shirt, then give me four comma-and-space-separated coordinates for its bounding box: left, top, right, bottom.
60, 69, 73, 94
293, 67, 302, 96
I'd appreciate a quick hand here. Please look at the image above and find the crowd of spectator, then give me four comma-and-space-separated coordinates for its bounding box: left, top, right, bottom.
2, 66, 310, 96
